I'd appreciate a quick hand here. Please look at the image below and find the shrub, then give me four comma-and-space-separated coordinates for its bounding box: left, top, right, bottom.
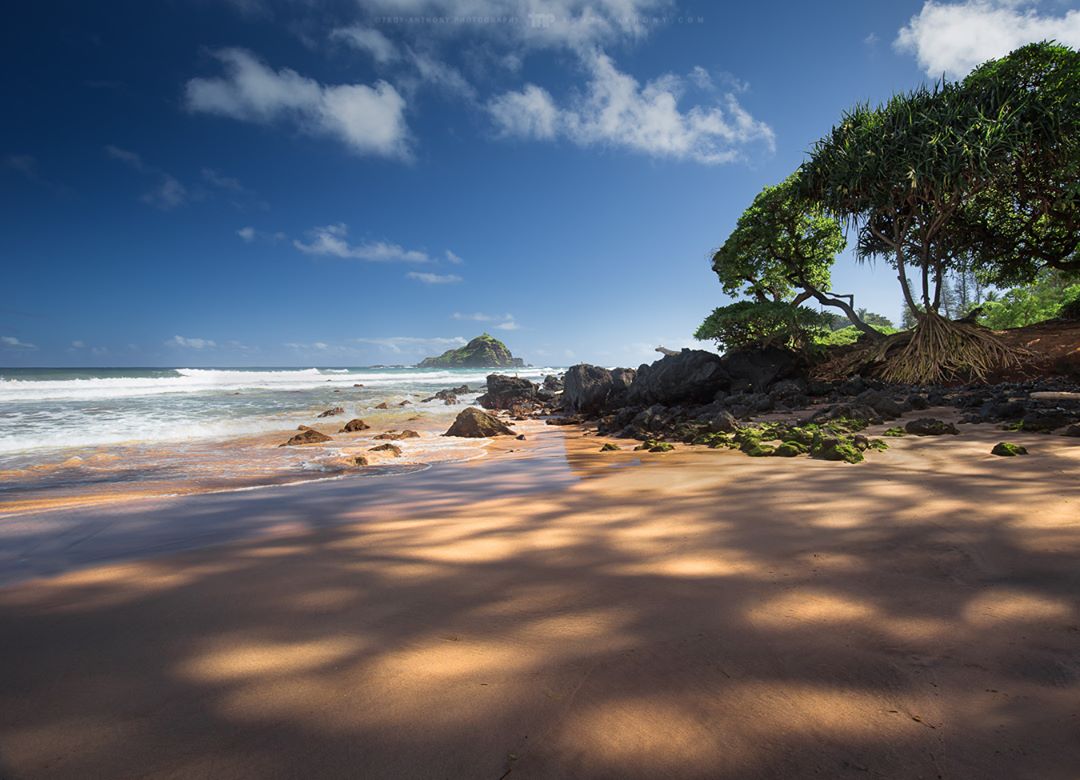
695, 301, 832, 352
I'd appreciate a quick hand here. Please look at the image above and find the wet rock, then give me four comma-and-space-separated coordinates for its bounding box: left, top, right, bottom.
600, 442, 620, 452
353, 455, 369, 466
444, 407, 515, 438
708, 410, 739, 434
317, 407, 345, 418
369, 443, 402, 456
543, 374, 564, 392
905, 418, 959, 436
375, 402, 389, 410
373, 430, 420, 440
339, 419, 371, 433
477, 375, 538, 411
280, 429, 333, 446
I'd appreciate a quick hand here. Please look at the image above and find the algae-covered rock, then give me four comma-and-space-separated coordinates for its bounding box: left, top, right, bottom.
599, 442, 620, 452
773, 442, 804, 457
634, 439, 675, 452
811, 436, 864, 463
743, 443, 774, 457
882, 427, 906, 437
991, 442, 1028, 456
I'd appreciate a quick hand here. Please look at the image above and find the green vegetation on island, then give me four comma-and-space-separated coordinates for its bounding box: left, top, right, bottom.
417, 333, 525, 368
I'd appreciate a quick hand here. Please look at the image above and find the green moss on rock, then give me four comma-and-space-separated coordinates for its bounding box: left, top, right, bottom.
991, 442, 1028, 456
418, 333, 524, 368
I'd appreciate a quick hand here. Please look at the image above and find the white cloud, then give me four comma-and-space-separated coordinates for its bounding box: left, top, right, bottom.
354, 335, 467, 354
445, 249, 464, 264
1, 335, 36, 350
167, 335, 216, 349
331, 25, 400, 64
406, 271, 462, 284
488, 84, 559, 139
488, 52, 774, 164
355, 0, 668, 53
106, 145, 188, 209
452, 311, 518, 329
237, 226, 256, 242
70, 340, 85, 348
201, 167, 246, 192
896, 0, 1080, 77
140, 174, 187, 210
293, 223, 429, 262
185, 48, 410, 158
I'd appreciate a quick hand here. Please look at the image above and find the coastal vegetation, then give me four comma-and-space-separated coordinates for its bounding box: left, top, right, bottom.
417, 333, 525, 368
701, 41, 1080, 384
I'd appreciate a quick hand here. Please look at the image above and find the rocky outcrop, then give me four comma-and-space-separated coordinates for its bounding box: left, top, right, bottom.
562, 364, 636, 415
339, 419, 370, 432
418, 334, 525, 368
543, 374, 563, 392
444, 407, 515, 438
280, 429, 332, 446
628, 349, 728, 406
317, 407, 344, 418
720, 346, 801, 393
477, 375, 538, 411
373, 430, 420, 440
905, 418, 959, 435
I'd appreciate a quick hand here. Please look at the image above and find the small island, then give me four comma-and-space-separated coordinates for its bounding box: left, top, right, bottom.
417, 333, 525, 368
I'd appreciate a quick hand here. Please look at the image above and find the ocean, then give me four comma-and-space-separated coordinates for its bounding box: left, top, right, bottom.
0, 365, 561, 513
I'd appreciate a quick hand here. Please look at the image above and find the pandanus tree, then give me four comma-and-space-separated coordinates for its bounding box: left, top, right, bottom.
951, 42, 1080, 285
706, 174, 883, 338
798, 47, 1071, 383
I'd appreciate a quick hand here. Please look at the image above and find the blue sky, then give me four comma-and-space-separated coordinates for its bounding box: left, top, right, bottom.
3, 0, 1079, 368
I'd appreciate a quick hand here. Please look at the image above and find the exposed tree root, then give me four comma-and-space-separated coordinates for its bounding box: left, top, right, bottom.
814, 314, 1031, 384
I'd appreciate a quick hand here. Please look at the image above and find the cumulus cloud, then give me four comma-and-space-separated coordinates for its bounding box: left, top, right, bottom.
896, 0, 1080, 77
293, 223, 429, 262
445, 250, 464, 264
71, 340, 85, 348
185, 48, 410, 158
494, 318, 520, 330
167, 335, 216, 349
488, 52, 774, 164
237, 226, 256, 242
1, 335, 36, 350
406, 271, 462, 284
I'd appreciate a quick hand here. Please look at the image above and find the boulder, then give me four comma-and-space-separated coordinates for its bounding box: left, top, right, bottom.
339, 419, 370, 433
905, 418, 959, 436
477, 374, 538, 411
720, 346, 801, 393
543, 374, 564, 392
562, 364, 636, 415
369, 443, 402, 456
373, 430, 420, 440
855, 390, 904, 420
444, 407, 515, 438
1020, 410, 1073, 432
316, 407, 344, 418
280, 429, 333, 446
1064, 424, 1080, 437
628, 350, 728, 406
991, 442, 1028, 456
708, 409, 739, 433
353, 455, 370, 466
375, 402, 389, 410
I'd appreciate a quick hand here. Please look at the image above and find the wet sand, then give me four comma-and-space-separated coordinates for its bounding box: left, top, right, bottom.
1, 421, 1079, 778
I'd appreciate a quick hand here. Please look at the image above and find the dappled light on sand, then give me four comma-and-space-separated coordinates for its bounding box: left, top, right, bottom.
1, 426, 1079, 777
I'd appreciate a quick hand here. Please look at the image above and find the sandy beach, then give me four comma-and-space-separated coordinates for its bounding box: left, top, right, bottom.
1, 420, 1078, 779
